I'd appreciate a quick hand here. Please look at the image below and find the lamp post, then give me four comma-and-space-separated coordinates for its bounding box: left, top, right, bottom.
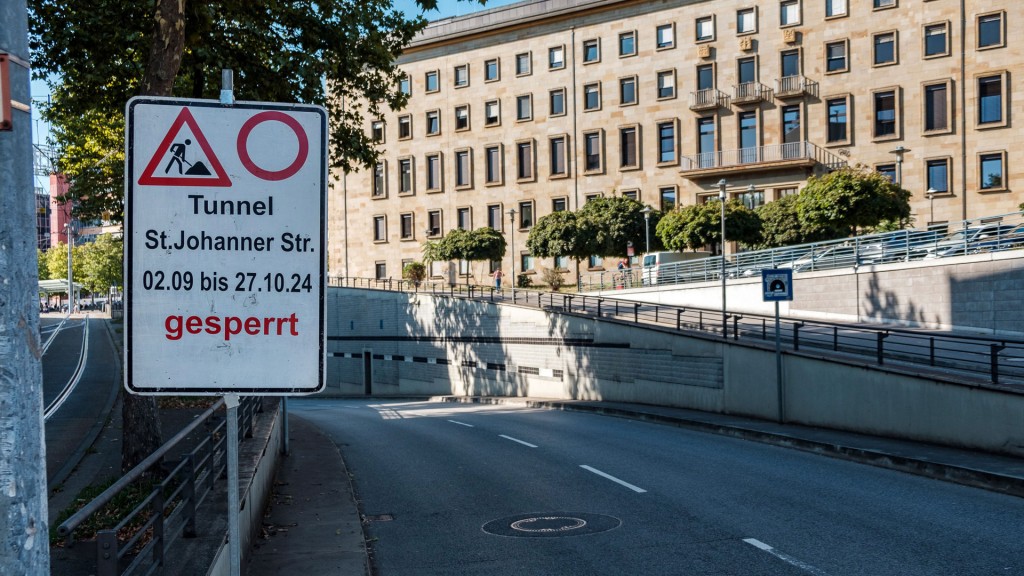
718, 178, 728, 337
641, 205, 652, 254
925, 187, 937, 224
507, 208, 517, 282
890, 145, 909, 186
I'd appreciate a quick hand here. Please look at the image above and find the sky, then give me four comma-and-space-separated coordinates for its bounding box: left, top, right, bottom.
29, 0, 521, 192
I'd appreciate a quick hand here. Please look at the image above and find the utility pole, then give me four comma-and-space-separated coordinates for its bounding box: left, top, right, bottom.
0, 0, 51, 573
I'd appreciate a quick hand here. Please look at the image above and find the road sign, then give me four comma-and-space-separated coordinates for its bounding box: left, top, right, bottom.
125, 96, 326, 395
761, 268, 794, 302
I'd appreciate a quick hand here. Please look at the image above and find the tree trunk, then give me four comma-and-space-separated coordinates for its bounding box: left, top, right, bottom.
122, 0, 187, 475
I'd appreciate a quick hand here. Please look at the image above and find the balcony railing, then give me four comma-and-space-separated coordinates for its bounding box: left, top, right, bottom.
679, 141, 847, 173
775, 75, 818, 98
689, 88, 729, 111
732, 82, 771, 104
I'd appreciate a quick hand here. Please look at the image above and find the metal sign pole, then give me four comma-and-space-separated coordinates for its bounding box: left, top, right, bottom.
225, 393, 241, 576
775, 301, 785, 423
282, 396, 290, 455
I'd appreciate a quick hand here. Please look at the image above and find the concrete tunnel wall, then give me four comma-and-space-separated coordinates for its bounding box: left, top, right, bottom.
322, 288, 1024, 456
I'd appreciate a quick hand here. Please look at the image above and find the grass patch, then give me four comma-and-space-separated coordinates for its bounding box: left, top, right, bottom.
50, 476, 159, 546
158, 396, 220, 410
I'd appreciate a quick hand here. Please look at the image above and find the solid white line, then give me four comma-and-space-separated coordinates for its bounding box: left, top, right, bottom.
499, 434, 537, 448
579, 465, 647, 493
742, 538, 832, 576
448, 420, 474, 427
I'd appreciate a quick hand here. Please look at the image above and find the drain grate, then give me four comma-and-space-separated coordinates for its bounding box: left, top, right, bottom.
483, 512, 620, 538
363, 513, 394, 522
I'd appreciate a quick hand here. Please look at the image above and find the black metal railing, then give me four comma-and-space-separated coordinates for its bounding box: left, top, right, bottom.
680, 140, 847, 172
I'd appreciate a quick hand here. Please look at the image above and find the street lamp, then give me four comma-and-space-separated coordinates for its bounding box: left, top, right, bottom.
507, 208, 517, 282
890, 145, 909, 186
641, 205, 652, 254
925, 187, 937, 224
718, 178, 728, 337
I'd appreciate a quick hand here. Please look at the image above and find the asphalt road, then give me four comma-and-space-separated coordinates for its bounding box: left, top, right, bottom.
292, 399, 1024, 576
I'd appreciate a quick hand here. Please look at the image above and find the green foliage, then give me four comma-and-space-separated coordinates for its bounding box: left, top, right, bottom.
422, 227, 506, 284
78, 235, 124, 296
578, 196, 660, 257
43, 242, 84, 284
516, 273, 532, 288
29, 0, 451, 222
37, 250, 50, 281
754, 195, 834, 248
526, 210, 591, 263
796, 166, 912, 237
402, 261, 426, 286
656, 201, 762, 254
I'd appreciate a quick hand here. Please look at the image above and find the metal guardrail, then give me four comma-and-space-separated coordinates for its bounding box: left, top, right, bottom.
57, 397, 264, 576
581, 211, 1024, 292
679, 140, 846, 172
331, 277, 1024, 386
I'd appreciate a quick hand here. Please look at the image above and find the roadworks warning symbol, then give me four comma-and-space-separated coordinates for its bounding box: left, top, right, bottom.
138, 107, 231, 187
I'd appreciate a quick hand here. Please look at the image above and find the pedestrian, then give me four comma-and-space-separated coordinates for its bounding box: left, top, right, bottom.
492, 268, 503, 289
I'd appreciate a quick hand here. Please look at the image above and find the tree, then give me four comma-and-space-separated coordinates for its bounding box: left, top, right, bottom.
577, 196, 660, 257
37, 249, 50, 281
796, 166, 912, 238
755, 194, 834, 248
526, 210, 594, 277
657, 201, 762, 254
78, 235, 123, 298
422, 227, 506, 285
402, 261, 426, 289
43, 242, 85, 290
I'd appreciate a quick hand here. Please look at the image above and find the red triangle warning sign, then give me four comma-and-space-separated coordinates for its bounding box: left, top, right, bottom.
138, 107, 232, 187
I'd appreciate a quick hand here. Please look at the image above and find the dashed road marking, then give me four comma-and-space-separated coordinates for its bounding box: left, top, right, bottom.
500, 435, 538, 448
743, 538, 831, 575
579, 465, 647, 493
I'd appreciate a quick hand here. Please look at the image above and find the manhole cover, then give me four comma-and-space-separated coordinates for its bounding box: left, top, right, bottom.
482, 512, 620, 538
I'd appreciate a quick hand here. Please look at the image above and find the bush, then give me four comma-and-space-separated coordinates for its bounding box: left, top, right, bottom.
516, 273, 532, 288
540, 267, 567, 291
402, 262, 426, 288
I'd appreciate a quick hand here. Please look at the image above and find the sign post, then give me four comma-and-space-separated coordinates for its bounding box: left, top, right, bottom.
126, 95, 327, 576
762, 269, 793, 423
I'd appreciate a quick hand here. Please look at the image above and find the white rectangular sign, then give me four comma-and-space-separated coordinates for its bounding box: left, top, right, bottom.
125, 97, 326, 395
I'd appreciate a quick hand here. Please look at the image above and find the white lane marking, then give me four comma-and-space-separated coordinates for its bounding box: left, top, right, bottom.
579, 465, 647, 493
448, 420, 474, 427
743, 538, 832, 576
499, 434, 537, 448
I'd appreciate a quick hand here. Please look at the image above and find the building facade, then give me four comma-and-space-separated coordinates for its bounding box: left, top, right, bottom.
329, 0, 1023, 282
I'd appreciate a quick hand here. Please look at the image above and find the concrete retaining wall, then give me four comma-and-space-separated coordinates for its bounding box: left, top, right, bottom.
324, 288, 1024, 456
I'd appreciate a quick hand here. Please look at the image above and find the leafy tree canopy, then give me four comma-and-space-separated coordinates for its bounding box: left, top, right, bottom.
656, 200, 761, 254
578, 196, 661, 257
755, 194, 835, 248
796, 166, 911, 237
422, 227, 506, 265
526, 210, 593, 262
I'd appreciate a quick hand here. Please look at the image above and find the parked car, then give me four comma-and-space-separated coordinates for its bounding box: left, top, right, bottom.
917, 224, 1017, 259
969, 224, 1024, 253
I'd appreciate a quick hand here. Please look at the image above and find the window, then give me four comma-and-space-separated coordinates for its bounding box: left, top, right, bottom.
584, 83, 601, 111
619, 31, 636, 56
876, 164, 896, 183
825, 40, 848, 73
780, 1, 800, 27
397, 115, 411, 139
583, 131, 602, 172
375, 262, 387, 280
781, 49, 800, 77
738, 188, 764, 210
400, 213, 414, 239
873, 32, 897, 66
398, 158, 413, 193
782, 105, 801, 146
454, 105, 470, 131
550, 136, 568, 176
923, 82, 949, 132
826, 97, 848, 143
978, 12, 1004, 49
657, 121, 676, 164
457, 207, 471, 230
697, 117, 715, 167
696, 16, 714, 41
372, 163, 386, 197
697, 64, 714, 90
659, 187, 677, 212
926, 158, 949, 193
552, 198, 567, 212
582, 39, 600, 63
619, 76, 637, 106
554, 256, 569, 270
425, 70, 439, 92
485, 58, 500, 82
485, 145, 502, 185
373, 215, 386, 241
619, 126, 638, 169
425, 110, 440, 135
487, 205, 502, 230
873, 90, 897, 138
516, 94, 532, 121
738, 111, 758, 162
979, 152, 1005, 190
426, 154, 442, 191
485, 100, 500, 126
518, 201, 534, 228
515, 52, 531, 76
657, 70, 676, 99
737, 8, 756, 34
656, 24, 675, 49
978, 74, 1005, 126
549, 88, 566, 116
399, 75, 411, 95
454, 64, 469, 87
455, 149, 471, 188
924, 23, 948, 57
585, 193, 602, 204
873, 0, 895, 9
371, 120, 384, 143
516, 140, 534, 181
549, 46, 565, 69
427, 210, 442, 236
738, 57, 757, 84
621, 190, 639, 201
523, 254, 536, 272
826, 0, 846, 17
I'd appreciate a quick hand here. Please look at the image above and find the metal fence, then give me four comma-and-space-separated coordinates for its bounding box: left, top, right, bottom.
330, 278, 1024, 386
57, 397, 264, 576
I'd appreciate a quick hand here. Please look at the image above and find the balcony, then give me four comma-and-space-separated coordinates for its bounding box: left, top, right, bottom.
774, 75, 818, 99
732, 82, 771, 105
679, 141, 847, 178
689, 88, 729, 111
